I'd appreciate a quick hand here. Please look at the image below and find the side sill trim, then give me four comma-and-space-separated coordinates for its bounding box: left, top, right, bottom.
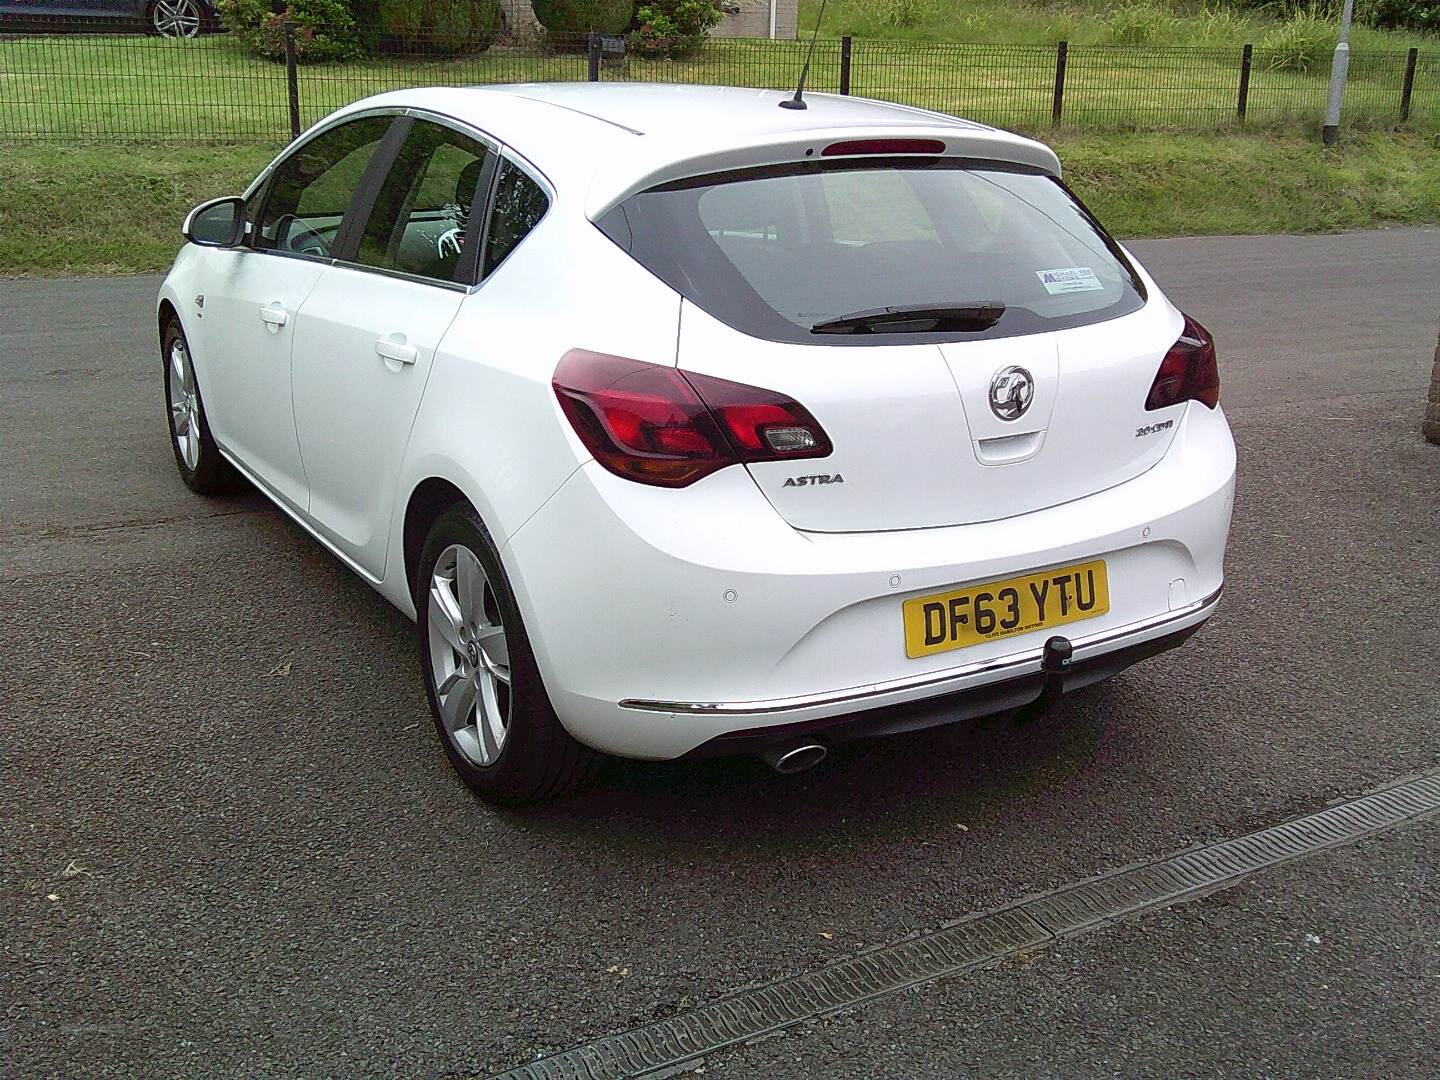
216, 447, 385, 588
619, 585, 1222, 716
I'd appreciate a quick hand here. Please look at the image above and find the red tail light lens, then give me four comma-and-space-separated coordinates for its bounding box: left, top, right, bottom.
1146, 315, 1219, 411
553, 350, 831, 488
684, 370, 833, 461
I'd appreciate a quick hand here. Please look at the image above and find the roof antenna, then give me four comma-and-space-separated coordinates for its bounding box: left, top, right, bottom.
779, 0, 831, 111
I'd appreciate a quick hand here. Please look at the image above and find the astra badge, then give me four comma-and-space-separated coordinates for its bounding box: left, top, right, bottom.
988, 365, 1034, 421
783, 474, 844, 488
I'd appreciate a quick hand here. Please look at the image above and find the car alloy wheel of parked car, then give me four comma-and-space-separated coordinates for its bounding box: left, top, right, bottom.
161, 318, 236, 494
416, 504, 598, 802
158, 84, 1236, 803
149, 0, 202, 36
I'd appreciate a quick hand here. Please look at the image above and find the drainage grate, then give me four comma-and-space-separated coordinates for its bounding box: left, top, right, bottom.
489, 770, 1440, 1080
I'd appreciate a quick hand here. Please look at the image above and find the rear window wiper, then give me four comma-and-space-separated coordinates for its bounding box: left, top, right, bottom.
809, 302, 1006, 335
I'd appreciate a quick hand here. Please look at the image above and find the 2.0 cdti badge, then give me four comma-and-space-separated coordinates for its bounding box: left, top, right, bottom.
158, 83, 1235, 803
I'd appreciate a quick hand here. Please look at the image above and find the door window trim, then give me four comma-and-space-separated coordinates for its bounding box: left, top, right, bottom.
239, 106, 555, 293
475, 148, 554, 286
328, 117, 500, 291
244, 107, 409, 269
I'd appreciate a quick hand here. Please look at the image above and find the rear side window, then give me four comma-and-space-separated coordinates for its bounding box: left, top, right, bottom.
354, 119, 492, 283
599, 159, 1145, 345
483, 161, 549, 276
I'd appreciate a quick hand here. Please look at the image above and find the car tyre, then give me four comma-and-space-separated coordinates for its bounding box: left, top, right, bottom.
417, 503, 599, 804
162, 318, 239, 495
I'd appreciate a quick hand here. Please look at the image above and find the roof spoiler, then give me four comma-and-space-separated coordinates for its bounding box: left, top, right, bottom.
584, 124, 1062, 219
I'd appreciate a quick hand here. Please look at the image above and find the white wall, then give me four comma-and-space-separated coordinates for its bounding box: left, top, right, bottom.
712, 0, 799, 39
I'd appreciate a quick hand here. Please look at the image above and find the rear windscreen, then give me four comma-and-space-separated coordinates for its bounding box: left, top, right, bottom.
597, 158, 1146, 346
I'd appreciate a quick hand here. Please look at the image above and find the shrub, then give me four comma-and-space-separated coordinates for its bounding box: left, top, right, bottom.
629, 0, 723, 58
531, 0, 635, 34
1365, 0, 1440, 32
1105, 2, 1180, 45
217, 0, 364, 63
1260, 11, 1335, 74
374, 0, 502, 55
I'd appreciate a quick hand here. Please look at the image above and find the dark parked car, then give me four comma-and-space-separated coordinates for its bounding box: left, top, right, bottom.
0, 0, 217, 37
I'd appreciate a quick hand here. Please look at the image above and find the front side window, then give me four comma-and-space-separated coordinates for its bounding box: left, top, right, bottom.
599, 159, 1145, 345
354, 120, 492, 283
253, 115, 393, 258
483, 160, 549, 277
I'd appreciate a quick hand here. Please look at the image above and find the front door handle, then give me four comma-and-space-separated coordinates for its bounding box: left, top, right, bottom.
375, 338, 418, 368
259, 303, 288, 331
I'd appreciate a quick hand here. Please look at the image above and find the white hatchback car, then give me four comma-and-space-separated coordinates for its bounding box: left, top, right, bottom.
159, 83, 1235, 803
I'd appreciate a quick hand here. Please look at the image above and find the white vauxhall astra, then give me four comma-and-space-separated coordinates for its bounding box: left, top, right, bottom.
158, 83, 1235, 803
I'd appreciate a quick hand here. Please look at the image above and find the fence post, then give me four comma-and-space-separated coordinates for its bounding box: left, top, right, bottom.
283, 18, 301, 141
587, 32, 601, 82
1052, 41, 1068, 127
839, 36, 853, 96
1400, 46, 1418, 123
1237, 43, 1252, 122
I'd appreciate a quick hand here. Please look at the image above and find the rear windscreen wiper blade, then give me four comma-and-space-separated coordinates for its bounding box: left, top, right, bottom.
810, 302, 1006, 335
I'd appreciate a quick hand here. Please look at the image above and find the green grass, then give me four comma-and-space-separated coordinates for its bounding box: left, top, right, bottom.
800, 0, 1440, 53
1055, 129, 1440, 234
0, 25, 1436, 143
0, 143, 275, 275
3, 132, 1436, 277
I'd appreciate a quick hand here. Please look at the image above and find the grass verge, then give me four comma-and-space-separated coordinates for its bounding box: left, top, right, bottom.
1, 131, 1437, 277
1055, 129, 1440, 235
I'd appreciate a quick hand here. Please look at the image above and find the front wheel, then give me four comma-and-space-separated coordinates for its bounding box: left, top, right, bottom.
416, 504, 598, 804
148, 0, 203, 38
162, 319, 237, 494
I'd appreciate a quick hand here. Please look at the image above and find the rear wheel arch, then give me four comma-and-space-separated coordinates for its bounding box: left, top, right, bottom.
403, 477, 472, 605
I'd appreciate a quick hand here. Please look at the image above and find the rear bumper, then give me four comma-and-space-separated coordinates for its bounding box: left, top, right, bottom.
676, 587, 1217, 758
502, 403, 1234, 760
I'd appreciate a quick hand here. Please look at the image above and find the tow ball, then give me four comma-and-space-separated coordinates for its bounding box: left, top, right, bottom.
1014, 634, 1073, 724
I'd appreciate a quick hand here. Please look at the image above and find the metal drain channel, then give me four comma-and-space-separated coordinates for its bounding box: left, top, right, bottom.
490, 770, 1440, 1080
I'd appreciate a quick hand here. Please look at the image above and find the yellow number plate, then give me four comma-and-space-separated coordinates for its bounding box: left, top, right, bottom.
902, 560, 1110, 659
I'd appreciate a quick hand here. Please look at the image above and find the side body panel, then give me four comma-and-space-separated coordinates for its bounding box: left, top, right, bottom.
290, 266, 465, 579
194, 248, 325, 512
376, 196, 683, 615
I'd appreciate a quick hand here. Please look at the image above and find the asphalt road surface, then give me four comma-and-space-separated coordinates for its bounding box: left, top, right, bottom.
3, 228, 1438, 1079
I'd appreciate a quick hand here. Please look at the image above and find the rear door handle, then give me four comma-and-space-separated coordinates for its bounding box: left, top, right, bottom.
375, 338, 418, 367
259, 303, 288, 330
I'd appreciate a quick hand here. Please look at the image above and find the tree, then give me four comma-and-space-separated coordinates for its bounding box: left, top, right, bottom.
501, 0, 544, 40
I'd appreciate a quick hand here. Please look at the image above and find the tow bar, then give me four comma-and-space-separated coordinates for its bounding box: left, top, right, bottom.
1015, 634, 1073, 723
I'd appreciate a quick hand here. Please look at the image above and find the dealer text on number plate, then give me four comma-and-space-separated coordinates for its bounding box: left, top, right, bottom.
902, 560, 1110, 659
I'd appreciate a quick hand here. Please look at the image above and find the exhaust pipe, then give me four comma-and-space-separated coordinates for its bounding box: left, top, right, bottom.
760, 740, 828, 775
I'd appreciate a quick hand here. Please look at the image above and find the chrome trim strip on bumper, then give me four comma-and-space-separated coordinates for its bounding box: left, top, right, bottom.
619, 586, 1222, 716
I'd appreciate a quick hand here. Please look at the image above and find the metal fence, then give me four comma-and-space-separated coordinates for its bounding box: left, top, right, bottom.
0, 19, 1435, 144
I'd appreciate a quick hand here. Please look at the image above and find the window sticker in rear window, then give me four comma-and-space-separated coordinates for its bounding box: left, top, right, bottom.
1036, 267, 1104, 295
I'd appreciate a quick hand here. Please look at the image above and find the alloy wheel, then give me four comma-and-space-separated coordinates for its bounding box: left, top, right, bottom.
427, 544, 512, 767
167, 337, 201, 471
151, 0, 202, 38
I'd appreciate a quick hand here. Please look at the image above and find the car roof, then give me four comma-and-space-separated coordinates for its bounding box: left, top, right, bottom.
331, 83, 1061, 216
492, 82, 994, 138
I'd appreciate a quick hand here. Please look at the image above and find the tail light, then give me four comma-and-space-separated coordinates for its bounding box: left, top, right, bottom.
1146, 315, 1219, 411
552, 350, 832, 488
